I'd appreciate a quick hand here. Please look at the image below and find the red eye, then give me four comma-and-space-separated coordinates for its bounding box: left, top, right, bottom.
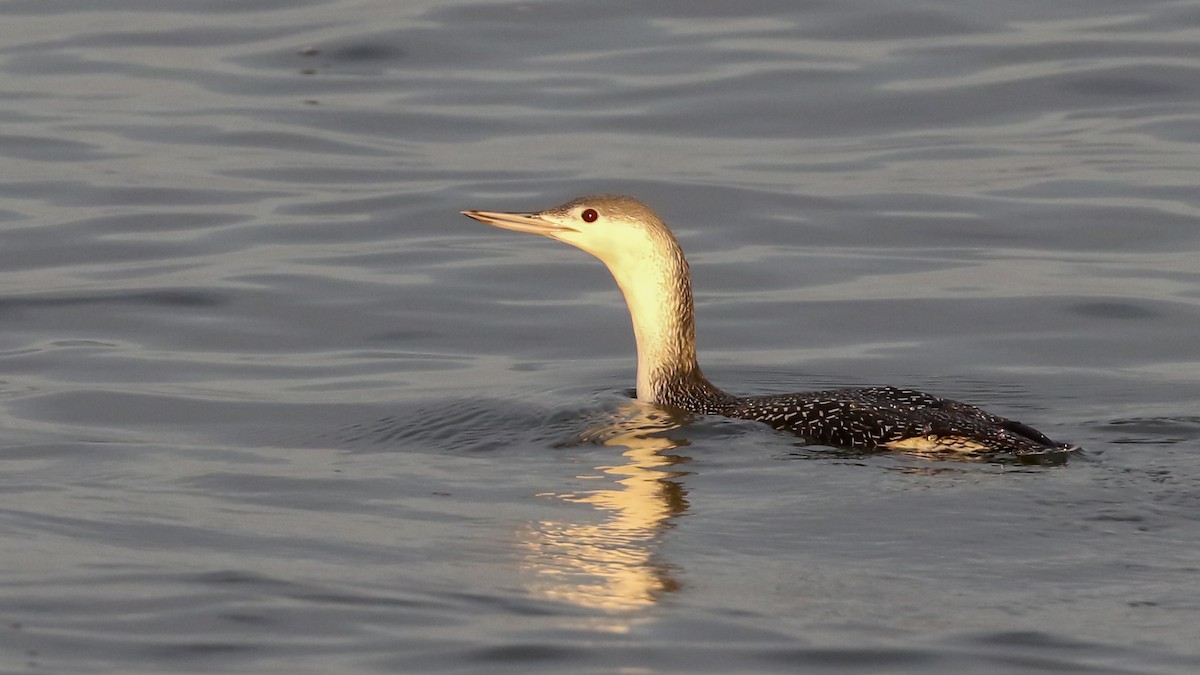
581, 208, 598, 223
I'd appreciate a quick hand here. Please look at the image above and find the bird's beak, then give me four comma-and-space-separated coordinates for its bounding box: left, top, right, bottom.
461, 209, 576, 237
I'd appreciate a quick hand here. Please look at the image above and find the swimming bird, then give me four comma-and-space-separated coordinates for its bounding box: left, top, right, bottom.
463, 195, 1076, 458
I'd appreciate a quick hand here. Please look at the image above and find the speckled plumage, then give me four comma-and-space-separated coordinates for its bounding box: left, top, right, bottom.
715, 386, 1069, 456
464, 195, 1078, 459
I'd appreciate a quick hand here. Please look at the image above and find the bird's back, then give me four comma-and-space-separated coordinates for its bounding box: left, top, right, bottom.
723, 386, 1074, 457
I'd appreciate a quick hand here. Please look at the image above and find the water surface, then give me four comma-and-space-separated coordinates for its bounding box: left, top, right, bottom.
1, 0, 1199, 673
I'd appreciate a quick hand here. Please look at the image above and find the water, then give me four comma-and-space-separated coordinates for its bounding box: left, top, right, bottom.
1, 0, 1199, 672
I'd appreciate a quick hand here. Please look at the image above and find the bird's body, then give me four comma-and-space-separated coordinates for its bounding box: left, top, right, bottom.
463, 195, 1076, 458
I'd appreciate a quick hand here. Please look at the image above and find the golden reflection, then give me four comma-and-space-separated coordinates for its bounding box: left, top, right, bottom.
518, 401, 692, 611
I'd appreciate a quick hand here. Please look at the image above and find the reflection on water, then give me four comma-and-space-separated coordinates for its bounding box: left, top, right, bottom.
518, 402, 692, 611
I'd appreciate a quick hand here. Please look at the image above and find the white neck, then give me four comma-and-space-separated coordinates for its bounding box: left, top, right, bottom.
606, 250, 697, 402
581, 225, 736, 412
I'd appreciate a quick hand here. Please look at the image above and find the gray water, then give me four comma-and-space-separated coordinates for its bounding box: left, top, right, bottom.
2, 0, 1199, 673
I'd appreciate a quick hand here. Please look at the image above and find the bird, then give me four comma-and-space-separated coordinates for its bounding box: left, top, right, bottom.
462, 194, 1078, 459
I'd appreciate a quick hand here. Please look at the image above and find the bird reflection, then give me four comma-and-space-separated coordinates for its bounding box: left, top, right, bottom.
517, 401, 693, 611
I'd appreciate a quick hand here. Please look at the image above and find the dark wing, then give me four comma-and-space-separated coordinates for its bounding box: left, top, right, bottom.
727, 386, 1068, 456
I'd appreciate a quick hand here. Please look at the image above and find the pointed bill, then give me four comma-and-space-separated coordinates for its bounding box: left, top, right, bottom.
461, 210, 576, 237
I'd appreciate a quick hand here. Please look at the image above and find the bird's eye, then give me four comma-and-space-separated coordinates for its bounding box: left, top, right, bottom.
581, 208, 599, 223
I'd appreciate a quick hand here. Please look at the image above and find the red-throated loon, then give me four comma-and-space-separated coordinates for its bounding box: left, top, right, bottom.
463, 195, 1077, 458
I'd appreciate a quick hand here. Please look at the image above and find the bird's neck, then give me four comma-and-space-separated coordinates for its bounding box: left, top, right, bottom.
602, 241, 732, 411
